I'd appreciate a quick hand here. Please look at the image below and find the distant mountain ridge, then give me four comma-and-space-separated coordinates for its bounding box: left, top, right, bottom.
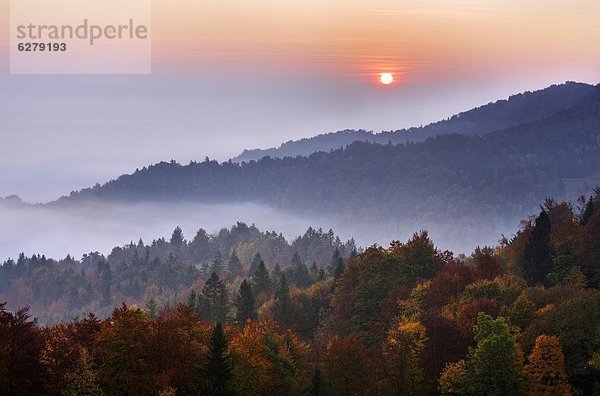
233, 81, 595, 162
56, 82, 600, 250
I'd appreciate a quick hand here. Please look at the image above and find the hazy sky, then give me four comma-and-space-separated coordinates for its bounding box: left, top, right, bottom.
1, 0, 599, 201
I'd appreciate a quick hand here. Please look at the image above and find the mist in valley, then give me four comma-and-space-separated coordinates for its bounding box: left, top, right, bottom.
0, 199, 518, 262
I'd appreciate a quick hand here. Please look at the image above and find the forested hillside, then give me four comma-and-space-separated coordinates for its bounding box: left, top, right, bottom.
61, 84, 600, 250
2, 189, 600, 395
0, 223, 355, 324
233, 82, 595, 162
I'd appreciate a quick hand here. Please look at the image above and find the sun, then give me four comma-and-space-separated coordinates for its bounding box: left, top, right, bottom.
379, 73, 394, 85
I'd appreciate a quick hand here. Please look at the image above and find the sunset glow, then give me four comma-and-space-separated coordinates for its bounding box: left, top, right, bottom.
380, 73, 394, 85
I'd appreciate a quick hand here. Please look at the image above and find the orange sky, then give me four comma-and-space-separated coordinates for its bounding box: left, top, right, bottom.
1, 0, 599, 82
149, 0, 600, 83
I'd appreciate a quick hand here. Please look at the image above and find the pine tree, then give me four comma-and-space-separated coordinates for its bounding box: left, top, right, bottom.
329, 248, 342, 275
287, 253, 311, 288
310, 262, 319, 275
228, 251, 242, 278
235, 279, 256, 325
311, 365, 329, 396
204, 322, 231, 395
251, 260, 271, 298
274, 274, 293, 325
317, 268, 326, 282
212, 251, 225, 274
333, 258, 345, 280
523, 210, 553, 285
271, 263, 283, 288
249, 252, 263, 275
187, 289, 198, 310
170, 226, 185, 248
144, 298, 159, 320
581, 196, 596, 226
99, 259, 112, 306
199, 272, 229, 323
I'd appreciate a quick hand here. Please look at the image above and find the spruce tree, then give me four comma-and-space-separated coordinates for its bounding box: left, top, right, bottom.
271, 263, 283, 289
329, 248, 342, 275
212, 251, 225, 274
200, 272, 229, 323
251, 260, 271, 298
287, 253, 311, 288
333, 259, 345, 280
581, 196, 596, 226
228, 251, 242, 278
274, 274, 292, 325
170, 226, 185, 249
235, 279, 256, 325
187, 290, 198, 310
249, 252, 263, 275
523, 210, 553, 285
204, 322, 231, 395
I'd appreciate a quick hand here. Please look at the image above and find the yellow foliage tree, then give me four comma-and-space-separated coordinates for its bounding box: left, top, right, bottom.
383, 319, 427, 395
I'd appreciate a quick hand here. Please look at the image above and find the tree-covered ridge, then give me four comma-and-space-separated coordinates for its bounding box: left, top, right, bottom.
2, 188, 600, 395
0, 223, 356, 324
233, 81, 595, 162
61, 84, 600, 249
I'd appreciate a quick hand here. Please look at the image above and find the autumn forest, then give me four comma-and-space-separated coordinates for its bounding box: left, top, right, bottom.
2, 188, 600, 395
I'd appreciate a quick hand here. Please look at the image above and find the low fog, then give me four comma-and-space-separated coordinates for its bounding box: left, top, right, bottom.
0, 200, 516, 262
0, 202, 329, 260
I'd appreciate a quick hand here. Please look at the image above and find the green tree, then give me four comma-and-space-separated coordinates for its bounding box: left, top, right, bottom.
273, 275, 293, 325
287, 253, 311, 288
204, 322, 231, 395
333, 259, 345, 280
199, 272, 229, 323
235, 279, 256, 325
523, 210, 552, 285
228, 251, 242, 279
249, 252, 263, 276
580, 196, 595, 226
170, 226, 185, 249
251, 260, 271, 299
144, 298, 159, 320
442, 313, 522, 396
329, 248, 343, 275
212, 251, 225, 274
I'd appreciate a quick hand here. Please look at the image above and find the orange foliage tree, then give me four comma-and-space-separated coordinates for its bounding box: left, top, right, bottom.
524, 335, 570, 395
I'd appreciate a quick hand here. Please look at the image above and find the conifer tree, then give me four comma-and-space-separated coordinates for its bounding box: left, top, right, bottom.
271, 263, 283, 289
235, 279, 256, 325
329, 248, 343, 275
251, 260, 271, 298
333, 259, 345, 280
170, 226, 185, 249
212, 251, 225, 274
187, 289, 198, 310
199, 272, 229, 323
228, 251, 242, 278
204, 322, 231, 395
580, 196, 596, 226
249, 252, 263, 276
523, 210, 553, 285
274, 274, 293, 325
287, 253, 311, 288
